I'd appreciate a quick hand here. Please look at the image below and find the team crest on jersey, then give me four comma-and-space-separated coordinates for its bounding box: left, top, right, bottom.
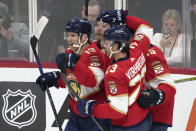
2, 89, 37, 128
134, 34, 144, 41
153, 64, 164, 74
108, 81, 118, 94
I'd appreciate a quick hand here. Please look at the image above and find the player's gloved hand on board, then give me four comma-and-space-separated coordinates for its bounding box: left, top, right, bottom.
97, 9, 128, 25
137, 87, 165, 108
36, 71, 61, 91
77, 99, 97, 117
55, 52, 79, 71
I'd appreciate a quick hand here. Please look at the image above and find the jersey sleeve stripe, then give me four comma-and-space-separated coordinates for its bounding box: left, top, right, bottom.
80, 85, 101, 98
88, 66, 104, 87
108, 94, 128, 114
135, 24, 153, 43
148, 74, 176, 89
128, 85, 141, 106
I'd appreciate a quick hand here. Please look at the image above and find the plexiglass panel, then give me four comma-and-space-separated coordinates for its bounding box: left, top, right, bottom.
0, 0, 29, 61
127, 0, 193, 68
37, 0, 114, 62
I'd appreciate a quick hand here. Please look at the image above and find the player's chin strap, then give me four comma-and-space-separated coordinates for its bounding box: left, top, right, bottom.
72, 34, 88, 54
109, 47, 122, 58
109, 41, 124, 58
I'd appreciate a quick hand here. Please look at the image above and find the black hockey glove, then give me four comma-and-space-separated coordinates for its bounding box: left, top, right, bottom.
137, 88, 165, 108
55, 53, 69, 70
68, 52, 79, 70
55, 52, 79, 71
36, 71, 60, 91
97, 9, 128, 25
77, 99, 97, 117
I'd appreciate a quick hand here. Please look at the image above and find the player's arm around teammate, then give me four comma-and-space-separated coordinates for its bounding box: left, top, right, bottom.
77, 25, 153, 131
98, 9, 176, 131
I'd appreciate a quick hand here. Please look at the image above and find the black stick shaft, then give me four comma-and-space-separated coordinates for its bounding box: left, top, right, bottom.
84, 0, 89, 20
30, 37, 63, 131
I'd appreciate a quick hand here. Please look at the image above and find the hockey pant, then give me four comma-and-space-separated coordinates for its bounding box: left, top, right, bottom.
64, 109, 111, 131
111, 112, 152, 131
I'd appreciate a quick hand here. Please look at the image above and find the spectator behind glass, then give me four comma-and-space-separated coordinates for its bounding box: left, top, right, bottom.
153, 9, 183, 67
81, 0, 100, 41
0, 2, 29, 59
54, 0, 100, 55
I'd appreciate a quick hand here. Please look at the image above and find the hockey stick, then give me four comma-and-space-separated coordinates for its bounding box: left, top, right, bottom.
84, 0, 89, 20
174, 76, 196, 83
30, 16, 62, 131
59, 55, 105, 131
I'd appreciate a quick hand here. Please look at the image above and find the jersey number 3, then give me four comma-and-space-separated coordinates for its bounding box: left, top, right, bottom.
105, 64, 118, 74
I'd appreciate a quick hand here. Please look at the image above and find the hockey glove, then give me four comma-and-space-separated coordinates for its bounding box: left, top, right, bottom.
68, 52, 79, 70
56, 53, 69, 69
55, 52, 79, 71
137, 88, 165, 108
97, 9, 128, 25
36, 71, 60, 91
77, 99, 97, 117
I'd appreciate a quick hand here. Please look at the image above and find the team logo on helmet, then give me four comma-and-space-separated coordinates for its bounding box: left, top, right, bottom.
2, 89, 37, 128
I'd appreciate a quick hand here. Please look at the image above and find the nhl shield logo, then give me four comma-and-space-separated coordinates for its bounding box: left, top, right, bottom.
2, 89, 37, 128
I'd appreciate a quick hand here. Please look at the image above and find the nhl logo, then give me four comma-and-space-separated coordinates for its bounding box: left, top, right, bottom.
2, 89, 37, 128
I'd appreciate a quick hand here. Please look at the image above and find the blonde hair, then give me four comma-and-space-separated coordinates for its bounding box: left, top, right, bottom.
162, 9, 181, 24
162, 9, 181, 32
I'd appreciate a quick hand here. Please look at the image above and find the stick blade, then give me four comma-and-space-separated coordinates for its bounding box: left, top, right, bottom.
34, 16, 49, 40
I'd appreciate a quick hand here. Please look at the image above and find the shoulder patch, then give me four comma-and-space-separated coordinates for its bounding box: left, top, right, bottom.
153, 64, 164, 74
108, 81, 118, 94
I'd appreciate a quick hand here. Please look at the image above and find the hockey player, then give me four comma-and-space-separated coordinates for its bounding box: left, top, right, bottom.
36, 18, 110, 131
76, 24, 153, 130
98, 9, 176, 131
137, 44, 176, 131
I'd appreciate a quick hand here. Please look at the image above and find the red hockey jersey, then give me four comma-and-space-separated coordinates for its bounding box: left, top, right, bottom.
126, 16, 176, 126
92, 43, 149, 127
58, 41, 110, 116
92, 18, 152, 126
145, 45, 176, 126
